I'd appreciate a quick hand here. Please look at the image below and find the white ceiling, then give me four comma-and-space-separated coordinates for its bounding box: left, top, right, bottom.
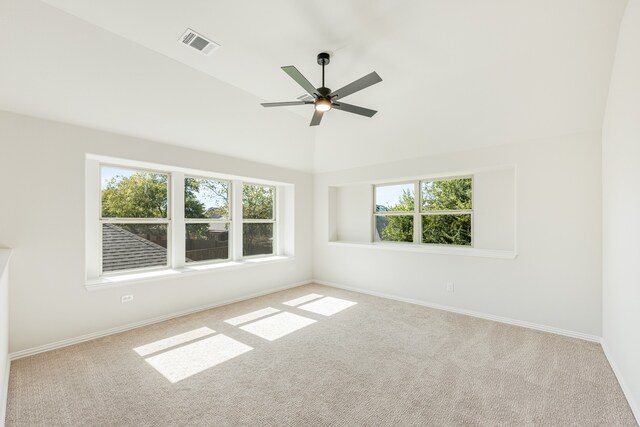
0, 0, 628, 172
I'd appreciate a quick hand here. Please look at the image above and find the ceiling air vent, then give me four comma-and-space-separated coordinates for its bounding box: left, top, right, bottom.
179, 28, 220, 55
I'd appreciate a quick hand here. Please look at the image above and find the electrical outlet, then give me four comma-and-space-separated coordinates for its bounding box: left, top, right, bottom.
446, 282, 454, 293
121, 295, 134, 303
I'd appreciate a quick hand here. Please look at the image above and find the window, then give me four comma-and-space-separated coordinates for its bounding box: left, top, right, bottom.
184, 177, 230, 263
421, 178, 472, 245
100, 166, 170, 273
374, 183, 415, 243
242, 184, 275, 256
374, 176, 473, 246
89, 158, 289, 280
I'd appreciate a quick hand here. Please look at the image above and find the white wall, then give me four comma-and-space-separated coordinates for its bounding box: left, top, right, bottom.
602, 0, 640, 420
0, 249, 10, 425
0, 110, 313, 354
314, 132, 603, 337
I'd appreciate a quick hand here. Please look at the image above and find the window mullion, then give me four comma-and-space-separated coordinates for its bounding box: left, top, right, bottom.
172, 172, 185, 269
232, 179, 243, 260
414, 180, 421, 244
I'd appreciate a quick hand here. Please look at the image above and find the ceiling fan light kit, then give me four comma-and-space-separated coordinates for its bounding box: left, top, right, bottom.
261, 52, 382, 126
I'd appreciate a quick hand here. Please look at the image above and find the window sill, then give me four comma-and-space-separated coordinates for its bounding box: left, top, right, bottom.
327, 241, 516, 259
85, 255, 295, 291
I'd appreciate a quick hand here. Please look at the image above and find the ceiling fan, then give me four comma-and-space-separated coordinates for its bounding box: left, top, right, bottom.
261, 52, 382, 126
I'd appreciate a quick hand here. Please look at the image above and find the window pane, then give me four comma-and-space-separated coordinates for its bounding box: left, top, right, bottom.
375, 183, 414, 213
243, 223, 274, 256
421, 178, 472, 211
102, 223, 168, 272
101, 166, 168, 218
185, 223, 229, 263
422, 214, 472, 246
243, 185, 274, 220
185, 178, 229, 220
374, 215, 414, 243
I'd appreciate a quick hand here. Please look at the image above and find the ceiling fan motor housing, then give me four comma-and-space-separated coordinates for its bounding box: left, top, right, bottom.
317, 52, 330, 66
317, 87, 331, 98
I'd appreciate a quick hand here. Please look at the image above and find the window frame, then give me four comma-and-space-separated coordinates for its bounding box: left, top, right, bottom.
241, 183, 277, 258
89, 158, 288, 281
99, 164, 172, 276
372, 180, 417, 244
183, 175, 232, 265
373, 175, 474, 247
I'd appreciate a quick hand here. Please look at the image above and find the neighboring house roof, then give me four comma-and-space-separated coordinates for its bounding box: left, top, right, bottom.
102, 223, 167, 272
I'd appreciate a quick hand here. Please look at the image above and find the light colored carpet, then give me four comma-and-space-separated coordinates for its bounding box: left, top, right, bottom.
6, 284, 637, 426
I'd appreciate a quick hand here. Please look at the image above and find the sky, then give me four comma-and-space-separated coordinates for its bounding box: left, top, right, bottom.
375, 183, 414, 208
101, 166, 134, 189
101, 166, 225, 210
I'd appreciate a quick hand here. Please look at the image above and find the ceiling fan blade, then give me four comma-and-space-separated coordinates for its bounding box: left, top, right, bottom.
310, 109, 324, 126
330, 71, 382, 99
282, 66, 318, 97
261, 101, 312, 107
333, 102, 377, 118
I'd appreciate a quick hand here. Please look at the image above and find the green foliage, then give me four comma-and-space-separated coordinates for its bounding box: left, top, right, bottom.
385, 188, 415, 212
184, 178, 226, 240
422, 179, 472, 211
422, 214, 471, 245
101, 175, 276, 255
421, 179, 472, 245
243, 185, 274, 254
243, 185, 273, 219
379, 189, 414, 242
186, 178, 229, 219
184, 178, 208, 219
377, 179, 473, 245
102, 173, 169, 218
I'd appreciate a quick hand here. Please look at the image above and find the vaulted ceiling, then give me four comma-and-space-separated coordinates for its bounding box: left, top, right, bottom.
0, 0, 629, 172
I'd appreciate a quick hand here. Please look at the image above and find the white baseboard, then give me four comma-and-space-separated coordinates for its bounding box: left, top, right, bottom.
601, 340, 640, 424
1, 358, 9, 427
9, 280, 312, 361
314, 279, 602, 343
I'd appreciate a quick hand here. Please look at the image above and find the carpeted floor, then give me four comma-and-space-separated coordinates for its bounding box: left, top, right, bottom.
6, 284, 638, 426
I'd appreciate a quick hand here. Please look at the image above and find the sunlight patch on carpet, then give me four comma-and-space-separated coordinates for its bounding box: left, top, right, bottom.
298, 297, 357, 316
224, 307, 280, 326
134, 327, 216, 357
282, 293, 324, 307
145, 334, 252, 383
239, 312, 316, 341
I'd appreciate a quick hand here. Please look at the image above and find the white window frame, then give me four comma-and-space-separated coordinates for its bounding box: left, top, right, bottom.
241, 183, 277, 258
372, 180, 416, 244
373, 175, 474, 247
183, 175, 232, 265
99, 164, 172, 276
86, 156, 289, 283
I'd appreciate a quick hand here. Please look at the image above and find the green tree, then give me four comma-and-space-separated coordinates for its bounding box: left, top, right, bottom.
378, 179, 472, 245
242, 185, 274, 255
422, 179, 472, 245
101, 175, 275, 255
242, 185, 273, 219
379, 189, 414, 242
184, 178, 228, 243
102, 173, 170, 218
101, 173, 209, 219
422, 179, 471, 211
